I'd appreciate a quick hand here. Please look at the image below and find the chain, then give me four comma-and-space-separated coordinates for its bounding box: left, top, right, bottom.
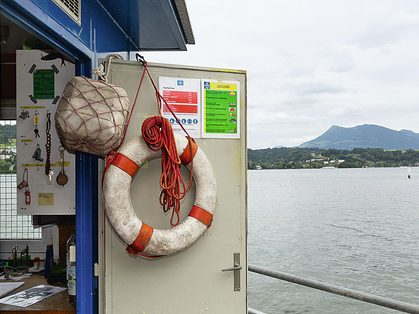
45, 112, 52, 175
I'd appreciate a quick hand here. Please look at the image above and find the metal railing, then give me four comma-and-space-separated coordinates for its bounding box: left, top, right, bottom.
248, 264, 419, 314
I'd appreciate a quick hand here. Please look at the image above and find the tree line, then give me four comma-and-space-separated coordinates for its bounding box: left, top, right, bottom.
0, 124, 17, 173
248, 147, 419, 169
0, 124, 16, 143
2, 123, 419, 172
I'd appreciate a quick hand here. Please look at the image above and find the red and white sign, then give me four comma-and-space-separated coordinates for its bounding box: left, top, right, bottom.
162, 90, 198, 113
159, 77, 201, 137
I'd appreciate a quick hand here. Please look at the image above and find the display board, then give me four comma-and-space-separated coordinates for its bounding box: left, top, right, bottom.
16, 50, 76, 215
98, 59, 247, 313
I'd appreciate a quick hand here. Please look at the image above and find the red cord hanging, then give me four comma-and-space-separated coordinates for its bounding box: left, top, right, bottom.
142, 116, 193, 226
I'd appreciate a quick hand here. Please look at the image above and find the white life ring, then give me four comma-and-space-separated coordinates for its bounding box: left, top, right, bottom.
103, 133, 217, 257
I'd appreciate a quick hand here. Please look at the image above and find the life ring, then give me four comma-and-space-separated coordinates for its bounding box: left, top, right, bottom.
103, 133, 217, 257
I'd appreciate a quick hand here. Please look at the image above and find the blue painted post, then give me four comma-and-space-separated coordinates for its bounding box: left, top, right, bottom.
75, 60, 97, 314
75, 152, 98, 313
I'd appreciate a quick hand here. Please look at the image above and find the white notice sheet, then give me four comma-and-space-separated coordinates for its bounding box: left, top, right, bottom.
159, 77, 201, 138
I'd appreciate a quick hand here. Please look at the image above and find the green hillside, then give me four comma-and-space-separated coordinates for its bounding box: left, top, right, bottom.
248, 147, 419, 169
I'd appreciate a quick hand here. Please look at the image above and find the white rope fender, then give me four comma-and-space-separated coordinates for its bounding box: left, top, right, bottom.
103, 133, 217, 257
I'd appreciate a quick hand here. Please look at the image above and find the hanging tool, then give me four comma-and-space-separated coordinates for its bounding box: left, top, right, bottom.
56, 146, 68, 186
32, 143, 43, 162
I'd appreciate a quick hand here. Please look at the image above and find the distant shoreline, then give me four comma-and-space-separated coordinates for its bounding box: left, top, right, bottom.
248, 147, 419, 169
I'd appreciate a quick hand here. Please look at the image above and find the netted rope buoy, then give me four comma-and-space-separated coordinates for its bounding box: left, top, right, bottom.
55, 76, 130, 157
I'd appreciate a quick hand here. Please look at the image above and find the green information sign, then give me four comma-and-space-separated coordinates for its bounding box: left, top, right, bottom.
33, 69, 54, 99
203, 81, 239, 137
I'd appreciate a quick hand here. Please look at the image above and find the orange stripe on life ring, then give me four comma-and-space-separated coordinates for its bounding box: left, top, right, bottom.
188, 205, 213, 228
180, 139, 198, 165
111, 153, 139, 177
128, 222, 153, 253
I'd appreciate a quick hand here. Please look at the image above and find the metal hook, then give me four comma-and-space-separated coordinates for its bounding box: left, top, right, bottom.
136, 53, 147, 65
46, 111, 51, 129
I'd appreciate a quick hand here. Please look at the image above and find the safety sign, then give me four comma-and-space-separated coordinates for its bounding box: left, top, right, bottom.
159, 77, 201, 138
202, 80, 240, 138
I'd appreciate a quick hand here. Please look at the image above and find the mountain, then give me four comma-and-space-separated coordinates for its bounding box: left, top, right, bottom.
299, 124, 419, 150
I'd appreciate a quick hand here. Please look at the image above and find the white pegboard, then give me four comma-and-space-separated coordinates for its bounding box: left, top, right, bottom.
16, 50, 76, 215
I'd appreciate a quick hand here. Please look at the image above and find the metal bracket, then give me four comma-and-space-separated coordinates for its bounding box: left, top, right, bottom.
94, 263, 100, 277
221, 252, 241, 291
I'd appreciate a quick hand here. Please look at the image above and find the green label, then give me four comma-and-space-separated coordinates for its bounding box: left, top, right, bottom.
204, 89, 238, 134
68, 268, 76, 296
33, 69, 54, 99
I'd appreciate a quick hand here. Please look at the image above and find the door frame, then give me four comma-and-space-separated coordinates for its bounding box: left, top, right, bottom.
1, 4, 98, 313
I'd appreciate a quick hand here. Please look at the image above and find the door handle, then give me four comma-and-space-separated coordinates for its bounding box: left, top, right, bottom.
221, 266, 242, 272
221, 252, 241, 291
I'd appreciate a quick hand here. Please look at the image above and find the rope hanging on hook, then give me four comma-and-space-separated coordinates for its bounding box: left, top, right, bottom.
137, 54, 195, 226
134, 54, 192, 136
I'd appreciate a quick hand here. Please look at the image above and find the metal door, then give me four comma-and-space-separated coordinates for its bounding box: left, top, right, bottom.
98, 59, 247, 314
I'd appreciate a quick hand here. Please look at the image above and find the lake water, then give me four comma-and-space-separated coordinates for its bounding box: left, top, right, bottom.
248, 167, 419, 314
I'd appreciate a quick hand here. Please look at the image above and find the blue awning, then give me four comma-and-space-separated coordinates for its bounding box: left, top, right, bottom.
99, 0, 194, 51
1, 0, 194, 56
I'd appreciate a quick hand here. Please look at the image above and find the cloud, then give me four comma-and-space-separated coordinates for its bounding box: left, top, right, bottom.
319, 49, 355, 73
327, 106, 361, 118
247, 106, 322, 129
290, 81, 346, 96
142, 0, 419, 148
352, 9, 419, 49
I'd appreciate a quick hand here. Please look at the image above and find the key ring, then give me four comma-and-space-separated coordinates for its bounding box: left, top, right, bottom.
25, 187, 31, 205
34, 111, 40, 138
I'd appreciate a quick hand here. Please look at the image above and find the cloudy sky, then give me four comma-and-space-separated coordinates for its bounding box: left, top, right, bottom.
143, 0, 419, 149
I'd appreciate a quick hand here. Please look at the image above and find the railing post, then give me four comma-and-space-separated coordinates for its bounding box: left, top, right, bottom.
248, 308, 266, 314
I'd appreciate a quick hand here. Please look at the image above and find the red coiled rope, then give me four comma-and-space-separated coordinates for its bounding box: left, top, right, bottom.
142, 116, 192, 226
